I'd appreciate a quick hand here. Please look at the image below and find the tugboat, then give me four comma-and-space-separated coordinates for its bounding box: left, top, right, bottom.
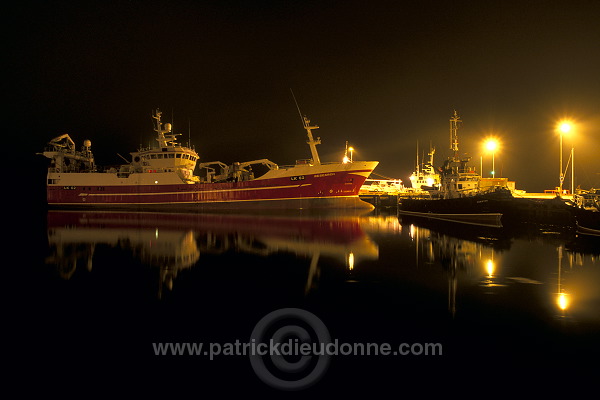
398, 111, 507, 227
40, 109, 379, 210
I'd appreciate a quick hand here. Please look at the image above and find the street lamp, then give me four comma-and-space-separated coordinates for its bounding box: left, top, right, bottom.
484, 138, 499, 178
557, 120, 574, 196
349, 146, 355, 163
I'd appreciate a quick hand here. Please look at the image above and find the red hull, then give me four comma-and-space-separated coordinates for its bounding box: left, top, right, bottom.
47, 169, 374, 209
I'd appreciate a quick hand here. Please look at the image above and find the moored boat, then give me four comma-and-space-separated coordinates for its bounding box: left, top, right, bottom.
40, 109, 378, 210
408, 143, 441, 192
398, 111, 508, 226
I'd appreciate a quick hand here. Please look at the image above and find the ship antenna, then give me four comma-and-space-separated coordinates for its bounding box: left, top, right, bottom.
449, 110, 461, 159
416, 141, 420, 174
290, 88, 305, 127
290, 88, 321, 165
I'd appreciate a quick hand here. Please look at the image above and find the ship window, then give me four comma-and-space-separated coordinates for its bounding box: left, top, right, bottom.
176, 153, 182, 158
168, 154, 174, 158
157, 154, 163, 159
183, 154, 189, 159
150, 154, 157, 159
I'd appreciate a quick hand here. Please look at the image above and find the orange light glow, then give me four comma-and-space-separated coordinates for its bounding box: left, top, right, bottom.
558, 121, 572, 134
485, 259, 495, 277
484, 138, 499, 152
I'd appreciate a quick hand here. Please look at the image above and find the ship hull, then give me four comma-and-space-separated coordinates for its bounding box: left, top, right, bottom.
46, 162, 378, 210
399, 189, 599, 228
397, 210, 502, 227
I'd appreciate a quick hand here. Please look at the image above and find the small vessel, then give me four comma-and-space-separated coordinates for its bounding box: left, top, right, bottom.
398, 111, 508, 226
408, 144, 441, 192
359, 178, 405, 195
573, 188, 600, 212
40, 109, 379, 210
572, 189, 600, 236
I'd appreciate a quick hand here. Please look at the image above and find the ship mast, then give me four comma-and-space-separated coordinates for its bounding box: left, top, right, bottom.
291, 90, 321, 165
416, 141, 420, 175
153, 109, 178, 148
302, 116, 322, 165
428, 145, 435, 168
449, 110, 461, 160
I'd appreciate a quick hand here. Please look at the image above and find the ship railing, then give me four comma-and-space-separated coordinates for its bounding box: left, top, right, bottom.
278, 161, 346, 169
401, 192, 441, 200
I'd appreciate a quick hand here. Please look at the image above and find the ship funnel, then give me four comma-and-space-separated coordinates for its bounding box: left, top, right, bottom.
164, 123, 172, 132
83, 139, 92, 148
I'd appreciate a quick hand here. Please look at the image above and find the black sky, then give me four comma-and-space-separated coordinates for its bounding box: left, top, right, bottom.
12, 0, 600, 192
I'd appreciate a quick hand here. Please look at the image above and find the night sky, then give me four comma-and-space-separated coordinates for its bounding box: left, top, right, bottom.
13, 0, 600, 192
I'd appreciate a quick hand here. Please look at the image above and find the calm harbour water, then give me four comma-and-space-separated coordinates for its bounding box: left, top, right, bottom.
16, 207, 600, 395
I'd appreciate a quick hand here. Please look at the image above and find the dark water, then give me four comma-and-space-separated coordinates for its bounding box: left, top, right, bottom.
13, 207, 600, 395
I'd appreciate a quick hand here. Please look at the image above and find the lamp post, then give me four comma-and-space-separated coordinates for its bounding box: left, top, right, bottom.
484, 139, 499, 178
558, 121, 573, 196
349, 147, 354, 163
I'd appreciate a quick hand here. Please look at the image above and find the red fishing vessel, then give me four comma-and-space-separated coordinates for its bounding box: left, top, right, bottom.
40, 109, 378, 210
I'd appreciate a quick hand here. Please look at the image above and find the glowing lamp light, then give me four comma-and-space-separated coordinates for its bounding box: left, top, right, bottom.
558, 121, 572, 134
348, 252, 355, 270
484, 139, 498, 152
483, 137, 500, 178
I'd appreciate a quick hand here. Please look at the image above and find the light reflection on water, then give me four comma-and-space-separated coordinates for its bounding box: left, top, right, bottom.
45, 210, 380, 298
399, 215, 600, 321
44, 209, 600, 318
40, 209, 600, 387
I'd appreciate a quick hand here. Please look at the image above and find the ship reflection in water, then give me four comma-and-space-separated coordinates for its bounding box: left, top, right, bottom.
45, 210, 599, 317
45, 210, 380, 298
400, 215, 600, 321
41, 209, 600, 387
